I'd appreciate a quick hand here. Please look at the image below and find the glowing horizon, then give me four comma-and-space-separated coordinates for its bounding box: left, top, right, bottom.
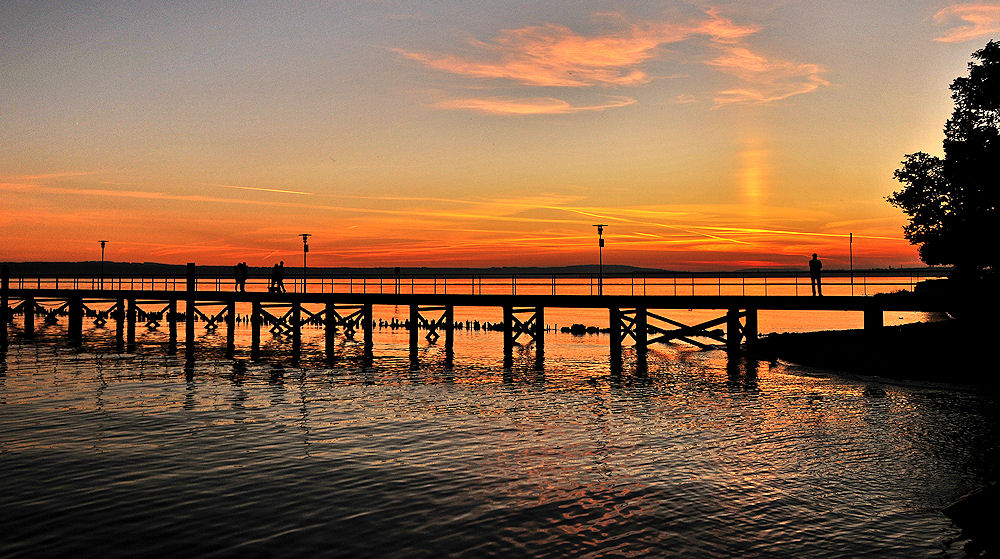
3, 3, 997, 270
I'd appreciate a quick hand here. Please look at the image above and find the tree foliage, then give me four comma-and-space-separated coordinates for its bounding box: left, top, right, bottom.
888, 41, 1000, 277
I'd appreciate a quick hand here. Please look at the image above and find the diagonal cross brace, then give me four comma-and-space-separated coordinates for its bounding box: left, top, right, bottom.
510, 307, 540, 343
645, 311, 738, 349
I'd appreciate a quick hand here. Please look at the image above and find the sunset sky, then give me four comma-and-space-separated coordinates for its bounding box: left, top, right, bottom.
3, 2, 998, 270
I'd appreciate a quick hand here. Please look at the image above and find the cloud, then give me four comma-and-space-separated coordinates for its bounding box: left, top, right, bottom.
435, 96, 637, 114
707, 46, 830, 105
933, 4, 1000, 42
206, 183, 313, 195
0, 171, 97, 181
397, 10, 757, 88
397, 9, 829, 112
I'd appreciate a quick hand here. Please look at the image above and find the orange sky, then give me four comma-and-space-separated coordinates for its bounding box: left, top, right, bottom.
3, 2, 997, 270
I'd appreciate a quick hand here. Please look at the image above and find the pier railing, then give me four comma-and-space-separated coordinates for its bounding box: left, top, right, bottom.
4, 269, 949, 297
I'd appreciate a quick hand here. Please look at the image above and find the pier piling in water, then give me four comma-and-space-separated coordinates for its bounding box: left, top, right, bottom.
68, 295, 82, 343
635, 308, 647, 373
115, 299, 125, 351
292, 302, 302, 362
324, 299, 336, 362
226, 298, 235, 358
127, 298, 137, 352
609, 307, 623, 373
503, 305, 513, 369
444, 305, 454, 369
727, 309, 742, 355
362, 303, 373, 367
745, 308, 758, 352
533, 306, 544, 370
24, 295, 35, 339
864, 302, 883, 331
185, 263, 195, 359
409, 304, 419, 369
1, 265, 7, 350
168, 299, 178, 352
251, 300, 262, 361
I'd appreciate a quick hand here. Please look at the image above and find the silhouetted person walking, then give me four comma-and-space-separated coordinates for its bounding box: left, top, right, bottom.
809, 253, 822, 296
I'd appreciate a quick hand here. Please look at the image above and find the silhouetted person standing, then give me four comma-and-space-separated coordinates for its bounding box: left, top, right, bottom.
269, 263, 280, 293
809, 253, 822, 296
275, 261, 286, 293
234, 262, 247, 292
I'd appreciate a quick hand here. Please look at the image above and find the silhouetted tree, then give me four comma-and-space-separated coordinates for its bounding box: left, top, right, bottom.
888, 41, 1000, 280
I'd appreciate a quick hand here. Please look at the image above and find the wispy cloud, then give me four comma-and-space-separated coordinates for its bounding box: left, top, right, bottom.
397, 10, 756, 88
933, 4, 1000, 42
708, 47, 830, 105
397, 8, 828, 112
435, 96, 636, 114
0, 171, 97, 181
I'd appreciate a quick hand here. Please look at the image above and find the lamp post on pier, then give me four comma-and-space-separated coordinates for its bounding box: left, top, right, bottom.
300, 234, 311, 293
99, 240, 108, 290
849, 232, 854, 296
593, 224, 607, 296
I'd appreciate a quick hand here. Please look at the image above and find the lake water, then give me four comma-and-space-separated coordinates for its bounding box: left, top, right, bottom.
1, 308, 997, 558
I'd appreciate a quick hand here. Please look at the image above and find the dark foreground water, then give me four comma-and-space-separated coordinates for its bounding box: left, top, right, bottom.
1, 319, 998, 558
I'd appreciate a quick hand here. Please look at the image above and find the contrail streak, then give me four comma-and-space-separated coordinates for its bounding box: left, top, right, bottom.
208, 183, 313, 196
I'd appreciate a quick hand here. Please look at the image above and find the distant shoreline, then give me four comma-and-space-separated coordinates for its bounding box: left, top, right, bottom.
1, 260, 950, 278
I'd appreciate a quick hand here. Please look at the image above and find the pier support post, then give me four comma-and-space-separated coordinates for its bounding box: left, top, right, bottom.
635, 308, 647, 373
1, 264, 8, 350
534, 306, 544, 370
251, 300, 261, 361
115, 298, 125, 351
225, 298, 235, 358
127, 298, 137, 352
325, 299, 336, 362
444, 305, 454, 369
167, 299, 178, 353
726, 308, 742, 356
503, 305, 513, 369
185, 263, 196, 360
24, 295, 35, 339
409, 304, 419, 369
68, 295, 83, 343
609, 307, 622, 374
864, 301, 883, 353
363, 303, 373, 368
864, 302, 883, 332
744, 308, 758, 353
291, 301, 301, 362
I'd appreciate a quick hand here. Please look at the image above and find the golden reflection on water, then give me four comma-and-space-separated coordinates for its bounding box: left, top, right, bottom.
0, 331, 995, 558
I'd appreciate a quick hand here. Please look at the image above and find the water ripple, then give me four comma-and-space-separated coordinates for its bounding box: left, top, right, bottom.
1, 333, 997, 558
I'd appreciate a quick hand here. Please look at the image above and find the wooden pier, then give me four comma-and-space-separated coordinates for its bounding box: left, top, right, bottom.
0, 264, 952, 373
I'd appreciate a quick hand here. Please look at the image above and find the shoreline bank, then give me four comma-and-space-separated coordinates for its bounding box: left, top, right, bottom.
755, 319, 997, 385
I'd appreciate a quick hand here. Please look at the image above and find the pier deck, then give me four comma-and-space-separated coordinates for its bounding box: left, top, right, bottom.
1, 264, 952, 373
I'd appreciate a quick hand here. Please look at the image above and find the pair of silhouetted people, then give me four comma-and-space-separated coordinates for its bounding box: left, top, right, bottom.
269, 261, 285, 293
234, 262, 248, 292
809, 253, 822, 296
